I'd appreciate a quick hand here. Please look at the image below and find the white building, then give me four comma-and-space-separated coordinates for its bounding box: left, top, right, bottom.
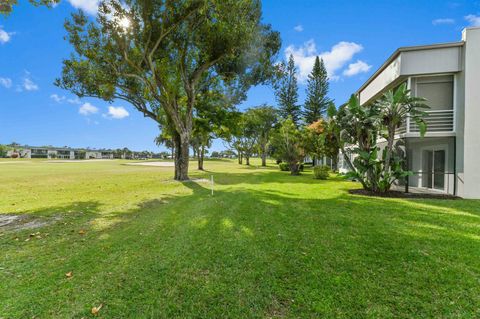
344, 27, 480, 198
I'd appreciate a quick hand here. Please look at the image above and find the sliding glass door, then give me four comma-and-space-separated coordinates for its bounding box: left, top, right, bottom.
422, 149, 446, 191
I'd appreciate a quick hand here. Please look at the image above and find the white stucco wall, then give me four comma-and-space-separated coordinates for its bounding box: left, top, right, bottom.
462, 27, 480, 198
359, 56, 401, 105
400, 47, 462, 75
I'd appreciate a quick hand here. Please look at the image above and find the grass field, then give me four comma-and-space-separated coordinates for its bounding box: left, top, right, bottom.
1, 159, 480, 318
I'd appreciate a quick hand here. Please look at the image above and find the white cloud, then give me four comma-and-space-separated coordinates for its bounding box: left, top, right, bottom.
465, 14, 480, 27
79, 102, 99, 115
50, 94, 66, 103
23, 76, 39, 91
285, 40, 364, 81
104, 106, 129, 119
67, 97, 82, 104
67, 0, 99, 15
0, 27, 12, 44
293, 25, 303, 32
0, 77, 12, 88
343, 60, 372, 77
432, 18, 455, 25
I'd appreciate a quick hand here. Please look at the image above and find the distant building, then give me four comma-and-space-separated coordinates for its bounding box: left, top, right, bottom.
5, 145, 155, 160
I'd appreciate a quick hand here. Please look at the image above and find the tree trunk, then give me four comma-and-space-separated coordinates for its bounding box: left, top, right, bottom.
289, 162, 300, 175
246, 156, 250, 166
261, 144, 267, 166
198, 145, 204, 170
237, 151, 243, 164
173, 132, 190, 181
383, 124, 396, 174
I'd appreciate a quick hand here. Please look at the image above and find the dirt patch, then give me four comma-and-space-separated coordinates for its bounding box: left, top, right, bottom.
348, 189, 459, 199
124, 161, 174, 167
0, 214, 61, 232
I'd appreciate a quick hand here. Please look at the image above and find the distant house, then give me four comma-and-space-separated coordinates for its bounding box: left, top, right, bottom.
4, 145, 157, 160
340, 27, 480, 198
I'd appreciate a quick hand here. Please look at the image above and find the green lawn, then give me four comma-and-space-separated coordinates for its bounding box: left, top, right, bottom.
1, 159, 480, 318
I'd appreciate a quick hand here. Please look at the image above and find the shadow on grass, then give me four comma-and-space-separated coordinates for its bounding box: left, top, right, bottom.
2, 177, 480, 318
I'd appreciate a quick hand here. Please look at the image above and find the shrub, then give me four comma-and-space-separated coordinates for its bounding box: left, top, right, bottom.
279, 162, 304, 172
313, 165, 330, 180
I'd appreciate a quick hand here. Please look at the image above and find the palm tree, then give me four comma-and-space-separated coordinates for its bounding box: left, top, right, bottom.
375, 83, 429, 174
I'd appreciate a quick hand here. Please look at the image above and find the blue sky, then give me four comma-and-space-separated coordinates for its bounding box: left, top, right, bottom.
1, 0, 479, 152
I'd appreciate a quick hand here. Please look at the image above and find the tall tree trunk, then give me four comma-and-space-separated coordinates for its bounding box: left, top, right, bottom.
383, 124, 396, 175
246, 156, 250, 166
261, 144, 267, 166
173, 132, 190, 181
198, 145, 204, 170
237, 150, 243, 164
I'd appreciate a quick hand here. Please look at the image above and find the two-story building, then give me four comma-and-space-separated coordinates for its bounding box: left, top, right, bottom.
345, 27, 480, 199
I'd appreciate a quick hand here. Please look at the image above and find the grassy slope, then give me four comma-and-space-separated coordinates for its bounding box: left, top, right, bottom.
1, 159, 479, 318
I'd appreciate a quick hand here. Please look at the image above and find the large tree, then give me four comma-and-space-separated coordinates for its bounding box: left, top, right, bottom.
0, 0, 59, 15
275, 54, 301, 126
271, 118, 305, 175
247, 105, 278, 166
57, 0, 280, 180
303, 56, 331, 124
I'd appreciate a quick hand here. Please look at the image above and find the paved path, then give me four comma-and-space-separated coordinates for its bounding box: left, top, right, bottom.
124, 161, 175, 167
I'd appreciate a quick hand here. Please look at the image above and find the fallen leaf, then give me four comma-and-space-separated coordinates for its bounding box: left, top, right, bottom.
78, 230, 86, 235
65, 271, 73, 278
91, 304, 103, 316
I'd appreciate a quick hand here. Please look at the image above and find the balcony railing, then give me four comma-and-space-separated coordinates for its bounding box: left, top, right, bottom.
398, 109, 454, 134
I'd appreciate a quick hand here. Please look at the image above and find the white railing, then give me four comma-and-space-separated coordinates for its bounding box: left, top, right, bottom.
398, 109, 454, 134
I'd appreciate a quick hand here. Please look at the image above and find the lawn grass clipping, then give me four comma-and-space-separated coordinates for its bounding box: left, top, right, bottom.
1, 159, 479, 318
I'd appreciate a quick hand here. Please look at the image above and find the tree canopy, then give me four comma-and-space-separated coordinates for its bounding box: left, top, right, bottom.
274, 54, 301, 126
57, 0, 280, 180
303, 56, 332, 124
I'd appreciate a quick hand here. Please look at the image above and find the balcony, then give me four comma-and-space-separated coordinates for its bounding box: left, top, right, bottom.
398, 110, 454, 135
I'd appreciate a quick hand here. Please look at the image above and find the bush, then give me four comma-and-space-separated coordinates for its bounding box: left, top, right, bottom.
313, 165, 330, 180
279, 162, 304, 172
276, 159, 282, 165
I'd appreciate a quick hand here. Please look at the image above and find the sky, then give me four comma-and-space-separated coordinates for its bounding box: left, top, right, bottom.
1, 0, 480, 152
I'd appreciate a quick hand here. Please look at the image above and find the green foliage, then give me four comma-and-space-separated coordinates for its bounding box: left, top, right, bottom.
56, 0, 281, 180
274, 54, 301, 126
303, 56, 332, 124
0, 145, 9, 158
244, 104, 278, 165
337, 83, 429, 193
279, 162, 289, 171
0, 0, 59, 15
313, 165, 330, 180
271, 118, 305, 175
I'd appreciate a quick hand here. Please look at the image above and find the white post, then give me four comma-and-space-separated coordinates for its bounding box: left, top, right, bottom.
211, 175, 214, 196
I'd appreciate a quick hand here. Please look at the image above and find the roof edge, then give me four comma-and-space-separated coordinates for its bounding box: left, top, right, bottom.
355, 41, 464, 95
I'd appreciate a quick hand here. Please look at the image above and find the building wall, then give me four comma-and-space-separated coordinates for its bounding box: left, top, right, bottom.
462, 27, 480, 198
400, 47, 462, 75
359, 55, 401, 105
